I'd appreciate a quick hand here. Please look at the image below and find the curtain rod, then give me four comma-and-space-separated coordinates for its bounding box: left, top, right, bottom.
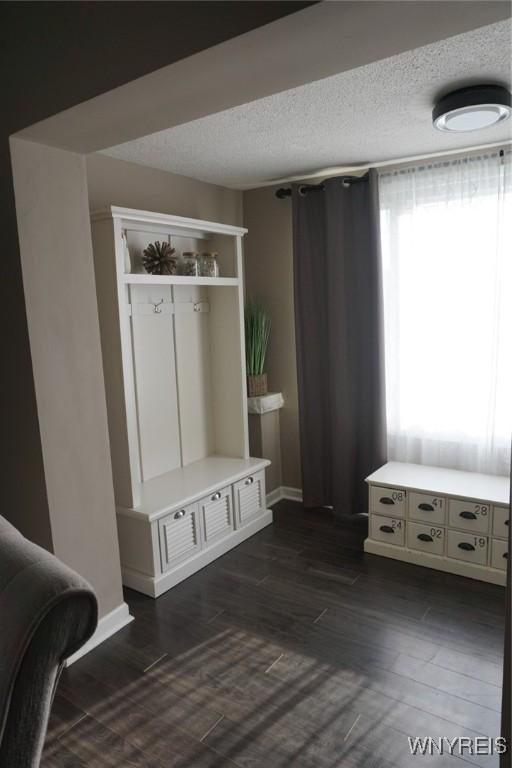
268, 140, 512, 195
276, 175, 368, 199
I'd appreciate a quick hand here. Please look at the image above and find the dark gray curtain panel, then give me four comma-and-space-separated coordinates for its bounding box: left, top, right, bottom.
292, 170, 387, 515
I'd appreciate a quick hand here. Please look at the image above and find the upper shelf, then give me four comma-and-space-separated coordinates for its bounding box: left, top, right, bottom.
124, 274, 239, 287
91, 205, 247, 239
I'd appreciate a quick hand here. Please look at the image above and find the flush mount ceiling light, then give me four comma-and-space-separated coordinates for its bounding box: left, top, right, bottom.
433, 84, 512, 132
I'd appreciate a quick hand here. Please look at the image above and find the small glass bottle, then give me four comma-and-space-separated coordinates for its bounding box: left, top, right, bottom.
181, 251, 199, 277
200, 252, 219, 278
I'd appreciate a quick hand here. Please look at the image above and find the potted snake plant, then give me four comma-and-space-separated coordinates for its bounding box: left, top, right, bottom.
245, 299, 271, 397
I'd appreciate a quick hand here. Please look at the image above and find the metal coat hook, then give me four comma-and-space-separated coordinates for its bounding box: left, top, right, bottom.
152, 299, 164, 314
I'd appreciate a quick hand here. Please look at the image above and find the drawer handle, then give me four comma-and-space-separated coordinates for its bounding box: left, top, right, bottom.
504, 552, 509, 560
417, 533, 433, 542
174, 509, 186, 519
211, 492, 222, 501
459, 511, 477, 520
245, 477, 254, 485
418, 503, 434, 512
379, 525, 395, 534
458, 542, 475, 552
380, 497, 395, 505
505, 519, 509, 526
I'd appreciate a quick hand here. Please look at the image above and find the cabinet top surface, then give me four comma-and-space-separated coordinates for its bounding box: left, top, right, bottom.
90, 205, 247, 238
123, 455, 269, 521
366, 461, 510, 505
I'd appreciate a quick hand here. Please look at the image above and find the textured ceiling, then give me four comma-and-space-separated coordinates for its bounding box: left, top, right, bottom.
102, 21, 511, 189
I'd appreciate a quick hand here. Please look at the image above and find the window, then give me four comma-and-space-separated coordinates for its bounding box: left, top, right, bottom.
379, 151, 512, 476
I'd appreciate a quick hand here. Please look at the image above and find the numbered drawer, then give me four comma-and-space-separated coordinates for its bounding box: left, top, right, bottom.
493, 506, 510, 539
369, 486, 406, 518
159, 502, 202, 573
234, 470, 265, 528
407, 521, 445, 556
370, 514, 405, 546
491, 538, 509, 571
200, 486, 234, 547
448, 499, 490, 534
447, 529, 488, 566
408, 492, 446, 526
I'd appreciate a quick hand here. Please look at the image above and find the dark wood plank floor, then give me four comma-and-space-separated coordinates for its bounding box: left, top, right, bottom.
43, 501, 506, 768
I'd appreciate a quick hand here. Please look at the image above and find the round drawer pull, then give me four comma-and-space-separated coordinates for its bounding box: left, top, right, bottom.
417, 533, 433, 542
459, 511, 477, 520
418, 503, 434, 512
174, 509, 186, 519
380, 497, 394, 505
458, 542, 475, 551
245, 476, 254, 485
211, 492, 222, 501
379, 525, 395, 534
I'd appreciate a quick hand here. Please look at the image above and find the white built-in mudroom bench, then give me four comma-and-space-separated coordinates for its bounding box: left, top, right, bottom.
91, 206, 272, 597
365, 462, 509, 586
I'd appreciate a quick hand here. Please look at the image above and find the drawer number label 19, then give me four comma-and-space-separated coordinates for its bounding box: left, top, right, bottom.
474, 537, 487, 548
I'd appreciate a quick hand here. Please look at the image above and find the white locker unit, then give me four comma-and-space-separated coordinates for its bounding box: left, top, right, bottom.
91, 207, 272, 597
365, 462, 509, 586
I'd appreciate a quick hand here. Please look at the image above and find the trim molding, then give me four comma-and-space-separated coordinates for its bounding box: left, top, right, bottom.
266, 486, 303, 506
65, 601, 134, 666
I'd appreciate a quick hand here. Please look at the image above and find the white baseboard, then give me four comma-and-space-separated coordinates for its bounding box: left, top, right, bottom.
266, 486, 303, 506
65, 601, 134, 666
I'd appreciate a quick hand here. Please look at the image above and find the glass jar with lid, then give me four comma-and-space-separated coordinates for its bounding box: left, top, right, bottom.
200, 252, 219, 278
181, 251, 200, 277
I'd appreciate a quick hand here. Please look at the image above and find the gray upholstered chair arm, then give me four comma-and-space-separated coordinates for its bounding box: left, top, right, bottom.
0, 515, 98, 768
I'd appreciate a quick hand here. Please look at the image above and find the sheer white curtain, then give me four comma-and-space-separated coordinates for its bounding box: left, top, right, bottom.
379, 150, 512, 476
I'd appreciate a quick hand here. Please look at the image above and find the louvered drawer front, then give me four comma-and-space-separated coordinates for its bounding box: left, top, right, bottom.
369, 486, 406, 518
407, 521, 445, 556
447, 530, 488, 566
408, 492, 446, 526
201, 486, 234, 546
234, 470, 265, 527
159, 502, 201, 573
493, 506, 510, 539
448, 499, 490, 534
491, 538, 508, 571
370, 514, 405, 546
